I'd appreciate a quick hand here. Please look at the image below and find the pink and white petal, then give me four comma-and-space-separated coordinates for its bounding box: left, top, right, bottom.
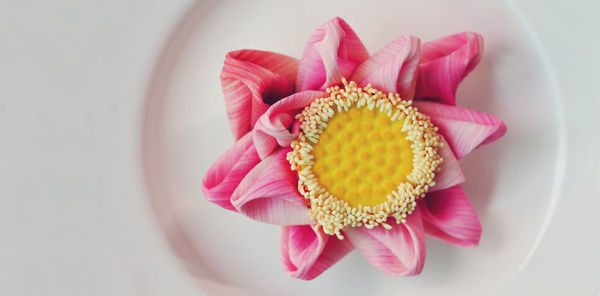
350, 36, 421, 98
415, 32, 483, 105
296, 17, 370, 91
253, 90, 327, 159
202, 133, 261, 211
430, 136, 465, 192
230, 148, 313, 225
280, 224, 354, 280
221, 50, 299, 139
414, 100, 507, 159
345, 209, 426, 276
419, 185, 481, 247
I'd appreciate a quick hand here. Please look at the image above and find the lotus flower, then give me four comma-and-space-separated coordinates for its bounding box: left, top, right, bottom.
202, 17, 506, 280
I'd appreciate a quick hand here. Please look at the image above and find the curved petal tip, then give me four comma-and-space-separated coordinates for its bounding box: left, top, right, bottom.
202, 133, 260, 211
221, 50, 299, 139
346, 209, 426, 276
351, 35, 421, 98
280, 224, 354, 280
416, 32, 483, 105
415, 100, 506, 159
296, 17, 369, 91
420, 185, 482, 247
230, 149, 313, 225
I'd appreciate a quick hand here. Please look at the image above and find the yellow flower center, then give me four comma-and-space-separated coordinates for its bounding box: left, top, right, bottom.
311, 107, 414, 208
287, 79, 443, 238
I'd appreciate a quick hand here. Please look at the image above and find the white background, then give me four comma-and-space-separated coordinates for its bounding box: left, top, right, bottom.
1, 1, 598, 295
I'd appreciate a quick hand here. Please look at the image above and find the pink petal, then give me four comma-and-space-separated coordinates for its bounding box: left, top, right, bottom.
253, 90, 326, 159
345, 209, 426, 276
419, 185, 482, 247
230, 148, 313, 225
431, 136, 465, 192
296, 17, 370, 91
280, 224, 354, 280
202, 133, 260, 211
414, 100, 507, 159
221, 50, 299, 139
415, 32, 483, 105
350, 36, 421, 98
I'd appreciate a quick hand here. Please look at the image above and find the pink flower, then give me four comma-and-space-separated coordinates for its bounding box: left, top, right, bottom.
202, 17, 506, 280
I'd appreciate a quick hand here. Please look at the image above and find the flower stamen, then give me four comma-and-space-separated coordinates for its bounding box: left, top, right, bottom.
287, 79, 443, 238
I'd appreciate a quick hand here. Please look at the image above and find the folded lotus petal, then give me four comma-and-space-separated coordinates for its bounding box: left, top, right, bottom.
419, 185, 481, 246
414, 100, 506, 159
221, 50, 299, 139
202, 133, 260, 211
296, 17, 369, 91
230, 148, 313, 225
253, 90, 327, 159
280, 224, 354, 280
345, 209, 426, 276
350, 36, 421, 98
431, 136, 465, 192
415, 32, 483, 105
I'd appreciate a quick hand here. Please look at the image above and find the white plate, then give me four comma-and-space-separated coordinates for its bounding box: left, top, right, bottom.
142, 0, 597, 295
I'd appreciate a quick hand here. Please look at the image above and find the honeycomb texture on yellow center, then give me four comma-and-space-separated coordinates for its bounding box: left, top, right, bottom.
311, 106, 414, 208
